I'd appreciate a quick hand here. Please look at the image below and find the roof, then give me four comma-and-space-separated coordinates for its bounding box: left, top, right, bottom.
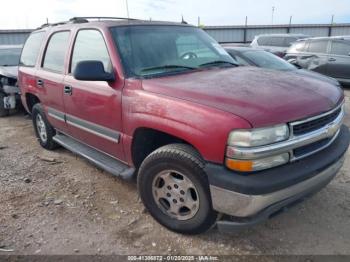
224, 46, 257, 52
297, 35, 350, 41
254, 33, 308, 38
0, 44, 23, 49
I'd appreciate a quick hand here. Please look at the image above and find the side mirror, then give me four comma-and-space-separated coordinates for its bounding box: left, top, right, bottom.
73, 60, 115, 81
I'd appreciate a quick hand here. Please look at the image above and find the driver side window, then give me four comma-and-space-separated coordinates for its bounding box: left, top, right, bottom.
176, 35, 218, 59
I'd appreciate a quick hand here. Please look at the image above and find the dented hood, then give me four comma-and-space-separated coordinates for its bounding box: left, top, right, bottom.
141, 67, 343, 127
0, 66, 18, 79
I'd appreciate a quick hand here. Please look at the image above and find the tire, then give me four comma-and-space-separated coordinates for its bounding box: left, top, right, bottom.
32, 103, 58, 150
137, 144, 217, 235
0, 92, 9, 117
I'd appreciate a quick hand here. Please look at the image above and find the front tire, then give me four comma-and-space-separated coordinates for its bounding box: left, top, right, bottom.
138, 144, 217, 234
32, 103, 58, 150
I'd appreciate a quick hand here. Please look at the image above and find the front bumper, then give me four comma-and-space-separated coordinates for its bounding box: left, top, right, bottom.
206, 125, 349, 229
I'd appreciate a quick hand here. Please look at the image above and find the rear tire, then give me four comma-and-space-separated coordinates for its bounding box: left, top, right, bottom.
32, 103, 58, 150
0, 93, 9, 117
138, 144, 217, 235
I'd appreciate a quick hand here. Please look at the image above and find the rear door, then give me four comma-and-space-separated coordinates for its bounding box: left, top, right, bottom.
327, 39, 350, 80
297, 39, 329, 74
37, 31, 71, 133
63, 28, 124, 160
18, 31, 46, 112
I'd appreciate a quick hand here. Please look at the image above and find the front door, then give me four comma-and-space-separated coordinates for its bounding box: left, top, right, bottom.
63, 29, 124, 160
326, 39, 350, 81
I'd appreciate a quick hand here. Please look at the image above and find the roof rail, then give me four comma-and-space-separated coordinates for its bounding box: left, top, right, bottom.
36, 16, 141, 29
69, 16, 140, 22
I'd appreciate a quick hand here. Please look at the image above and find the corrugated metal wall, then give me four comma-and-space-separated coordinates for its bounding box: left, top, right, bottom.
0, 30, 31, 45
204, 23, 350, 43
1, 24, 350, 45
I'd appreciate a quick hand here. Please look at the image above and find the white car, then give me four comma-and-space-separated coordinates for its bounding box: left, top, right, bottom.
250, 34, 308, 57
0, 45, 22, 116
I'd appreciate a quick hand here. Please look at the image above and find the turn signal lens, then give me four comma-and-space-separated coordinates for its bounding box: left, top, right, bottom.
226, 153, 289, 172
225, 159, 253, 172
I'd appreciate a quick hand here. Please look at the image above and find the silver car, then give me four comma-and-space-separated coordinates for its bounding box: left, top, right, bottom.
250, 34, 309, 57
285, 36, 350, 85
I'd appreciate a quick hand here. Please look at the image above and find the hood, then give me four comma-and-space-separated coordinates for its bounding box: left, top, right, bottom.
293, 69, 340, 86
0, 66, 18, 79
141, 67, 343, 127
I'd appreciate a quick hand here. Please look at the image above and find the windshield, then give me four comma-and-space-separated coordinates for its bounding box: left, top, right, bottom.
110, 25, 236, 78
0, 48, 22, 66
243, 50, 296, 71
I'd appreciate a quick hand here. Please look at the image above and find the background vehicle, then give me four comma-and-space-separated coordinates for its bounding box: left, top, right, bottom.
19, 17, 349, 235
0, 45, 22, 116
225, 46, 341, 86
285, 36, 350, 85
250, 34, 309, 57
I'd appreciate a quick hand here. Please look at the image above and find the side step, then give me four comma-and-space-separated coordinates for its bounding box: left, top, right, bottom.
53, 133, 135, 180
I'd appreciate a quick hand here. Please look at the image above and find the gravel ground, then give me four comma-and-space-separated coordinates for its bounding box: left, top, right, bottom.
0, 89, 349, 256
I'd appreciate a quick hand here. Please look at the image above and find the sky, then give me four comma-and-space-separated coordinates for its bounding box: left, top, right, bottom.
1, 0, 350, 29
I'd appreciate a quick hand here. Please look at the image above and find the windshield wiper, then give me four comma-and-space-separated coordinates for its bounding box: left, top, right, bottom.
199, 60, 238, 68
140, 65, 196, 74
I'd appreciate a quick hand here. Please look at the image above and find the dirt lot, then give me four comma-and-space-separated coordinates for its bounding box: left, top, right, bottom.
0, 89, 350, 256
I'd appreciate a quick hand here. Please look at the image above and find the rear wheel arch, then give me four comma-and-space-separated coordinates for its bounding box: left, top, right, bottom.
25, 93, 41, 114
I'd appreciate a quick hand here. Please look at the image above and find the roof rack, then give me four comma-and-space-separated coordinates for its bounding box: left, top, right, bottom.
69, 16, 140, 22
36, 16, 140, 29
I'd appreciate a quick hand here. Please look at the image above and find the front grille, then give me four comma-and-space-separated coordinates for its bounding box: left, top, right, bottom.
293, 137, 333, 158
293, 108, 341, 136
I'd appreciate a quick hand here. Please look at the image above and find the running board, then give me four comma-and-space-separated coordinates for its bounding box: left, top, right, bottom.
53, 133, 135, 180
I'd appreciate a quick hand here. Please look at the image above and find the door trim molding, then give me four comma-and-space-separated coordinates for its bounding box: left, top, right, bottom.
47, 107, 120, 143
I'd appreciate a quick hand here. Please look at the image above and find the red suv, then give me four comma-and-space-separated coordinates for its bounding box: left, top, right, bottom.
19, 17, 349, 234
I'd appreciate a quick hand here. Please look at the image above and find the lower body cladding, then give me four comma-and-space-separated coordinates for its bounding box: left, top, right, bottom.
206, 125, 350, 231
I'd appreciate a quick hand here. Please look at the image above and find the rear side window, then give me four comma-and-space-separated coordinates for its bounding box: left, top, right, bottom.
308, 40, 328, 53
284, 37, 298, 47
20, 32, 45, 67
330, 40, 350, 56
43, 31, 70, 72
71, 30, 112, 73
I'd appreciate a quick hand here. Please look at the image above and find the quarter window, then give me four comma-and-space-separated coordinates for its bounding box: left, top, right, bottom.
43, 31, 70, 72
20, 32, 45, 67
330, 41, 350, 56
71, 30, 112, 73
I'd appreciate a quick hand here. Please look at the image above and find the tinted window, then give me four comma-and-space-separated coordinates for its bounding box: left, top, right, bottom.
330, 40, 350, 56
71, 30, 112, 73
20, 32, 45, 67
0, 48, 22, 66
243, 50, 296, 71
308, 40, 328, 53
43, 31, 70, 72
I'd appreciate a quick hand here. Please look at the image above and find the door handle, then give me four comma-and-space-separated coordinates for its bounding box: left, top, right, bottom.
64, 85, 73, 95
37, 79, 44, 87
328, 58, 337, 62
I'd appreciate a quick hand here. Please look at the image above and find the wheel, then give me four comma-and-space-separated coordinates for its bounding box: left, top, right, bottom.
0, 92, 9, 117
32, 103, 58, 150
138, 144, 217, 234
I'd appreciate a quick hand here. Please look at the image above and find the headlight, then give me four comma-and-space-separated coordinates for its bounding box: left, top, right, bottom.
228, 124, 289, 147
